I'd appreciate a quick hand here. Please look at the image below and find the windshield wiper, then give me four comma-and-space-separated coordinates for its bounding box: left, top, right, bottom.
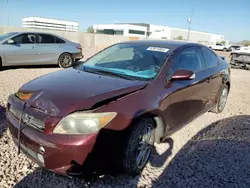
83, 67, 135, 80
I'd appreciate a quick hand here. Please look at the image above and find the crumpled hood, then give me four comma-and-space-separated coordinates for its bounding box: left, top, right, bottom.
19, 68, 147, 117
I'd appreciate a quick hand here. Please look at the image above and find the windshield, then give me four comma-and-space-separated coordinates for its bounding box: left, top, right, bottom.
77, 43, 171, 80
0, 32, 17, 42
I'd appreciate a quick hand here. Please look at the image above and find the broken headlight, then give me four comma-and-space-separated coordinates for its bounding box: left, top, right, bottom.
53, 112, 117, 135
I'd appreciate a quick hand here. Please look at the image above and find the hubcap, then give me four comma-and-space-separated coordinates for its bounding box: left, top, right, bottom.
60, 55, 72, 67
136, 125, 154, 169
219, 87, 228, 111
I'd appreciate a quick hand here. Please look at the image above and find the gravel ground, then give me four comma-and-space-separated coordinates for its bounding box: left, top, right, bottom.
1, 55, 250, 187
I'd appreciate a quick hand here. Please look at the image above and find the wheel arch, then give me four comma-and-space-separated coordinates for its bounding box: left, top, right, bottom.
128, 112, 165, 144
58, 52, 73, 59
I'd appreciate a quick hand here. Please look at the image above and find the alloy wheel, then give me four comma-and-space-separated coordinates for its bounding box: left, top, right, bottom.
136, 125, 154, 169
60, 54, 72, 68
219, 87, 228, 112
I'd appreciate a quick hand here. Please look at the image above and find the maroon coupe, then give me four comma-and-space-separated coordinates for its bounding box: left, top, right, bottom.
6, 40, 230, 177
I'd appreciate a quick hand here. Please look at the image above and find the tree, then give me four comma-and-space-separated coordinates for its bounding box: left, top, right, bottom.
243, 41, 250, 47
176, 35, 183, 40
244, 42, 250, 47
87, 26, 94, 33
221, 40, 226, 45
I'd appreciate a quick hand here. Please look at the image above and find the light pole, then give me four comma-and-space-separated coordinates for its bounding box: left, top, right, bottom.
7, 0, 9, 26
187, 9, 194, 41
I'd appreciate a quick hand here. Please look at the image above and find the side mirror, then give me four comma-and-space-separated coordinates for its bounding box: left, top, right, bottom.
7, 39, 15, 44
171, 69, 195, 81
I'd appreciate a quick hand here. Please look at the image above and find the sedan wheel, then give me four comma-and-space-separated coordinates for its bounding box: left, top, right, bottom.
58, 54, 73, 68
136, 125, 154, 169
123, 118, 155, 176
210, 85, 229, 114
218, 87, 228, 112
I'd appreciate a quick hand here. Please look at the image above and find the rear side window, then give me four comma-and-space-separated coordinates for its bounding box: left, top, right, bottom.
37, 34, 55, 44
202, 48, 218, 68
55, 37, 65, 43
173, 47, 206, 72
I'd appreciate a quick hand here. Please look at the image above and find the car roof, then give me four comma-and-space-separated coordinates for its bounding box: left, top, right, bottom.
118, 39, 202, 50
13, 31, 59, 35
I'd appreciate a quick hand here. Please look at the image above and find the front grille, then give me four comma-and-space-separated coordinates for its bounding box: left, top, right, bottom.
9, 105, 45, 131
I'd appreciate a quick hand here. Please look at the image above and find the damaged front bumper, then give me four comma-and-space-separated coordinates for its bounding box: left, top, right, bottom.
6, 95, 98, 176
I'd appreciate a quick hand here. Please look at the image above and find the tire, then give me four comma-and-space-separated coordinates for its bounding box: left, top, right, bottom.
58, 53, 74, 68
0, 57, 2, 71
210, 85, 229, 114
122, 118, 156, 176
223, 48, 227, 52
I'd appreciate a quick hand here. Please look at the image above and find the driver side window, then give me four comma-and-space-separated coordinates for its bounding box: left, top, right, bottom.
12, 34, 36, 44
172, 47, 206, 72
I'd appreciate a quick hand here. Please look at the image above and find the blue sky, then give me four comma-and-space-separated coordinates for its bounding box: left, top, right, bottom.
0, 0, 249, 41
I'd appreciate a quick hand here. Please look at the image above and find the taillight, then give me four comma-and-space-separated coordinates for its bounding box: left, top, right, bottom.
76, 45, 82, 50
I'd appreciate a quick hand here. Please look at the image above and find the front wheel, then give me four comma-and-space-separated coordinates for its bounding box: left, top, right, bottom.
122, 118, 155, 176
211, 85, 229, 114
0, 57, 2, 71
58, 53, 74, 68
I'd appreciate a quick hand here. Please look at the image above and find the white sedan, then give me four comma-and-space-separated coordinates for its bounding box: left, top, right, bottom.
0, 32, 83, 69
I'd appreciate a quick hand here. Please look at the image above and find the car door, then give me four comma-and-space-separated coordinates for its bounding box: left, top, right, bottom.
35, 33, 61, 64
2, 33, 37, 65
216, 43, 223, 50
202, 47, 222, 109
161, 46, 210, 134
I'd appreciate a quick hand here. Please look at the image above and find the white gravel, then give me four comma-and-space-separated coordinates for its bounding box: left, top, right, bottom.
1, 65, 250, 188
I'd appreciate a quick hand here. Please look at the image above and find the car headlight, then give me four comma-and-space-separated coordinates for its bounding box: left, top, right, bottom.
53, 112, 117, 135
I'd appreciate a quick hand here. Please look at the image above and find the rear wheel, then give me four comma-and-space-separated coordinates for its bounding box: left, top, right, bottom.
58, 53, 74, 68
223, 48, 227, 52
122, 118, 155, 176
211, 85, 229, 114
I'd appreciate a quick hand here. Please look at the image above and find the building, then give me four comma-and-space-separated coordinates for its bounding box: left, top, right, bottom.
92, 24, 147, 38
22, 17, 79, 32
92, 23, 225, 44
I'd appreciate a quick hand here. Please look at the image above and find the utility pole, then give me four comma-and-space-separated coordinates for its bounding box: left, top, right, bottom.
187, 9, 194, 41
7, 0, 9, 26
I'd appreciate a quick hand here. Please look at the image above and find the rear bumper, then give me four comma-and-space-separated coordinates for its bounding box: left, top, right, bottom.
72, 52, 83, 60
6, 109, 98, 176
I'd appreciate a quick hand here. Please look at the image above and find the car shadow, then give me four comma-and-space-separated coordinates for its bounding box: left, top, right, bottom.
14, 132, 174, 188
0, 64, 59, 71
0, 61, 85, 71
14, 115, 250, 187
0, 105, 7, 138
150, 115, 250, 188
